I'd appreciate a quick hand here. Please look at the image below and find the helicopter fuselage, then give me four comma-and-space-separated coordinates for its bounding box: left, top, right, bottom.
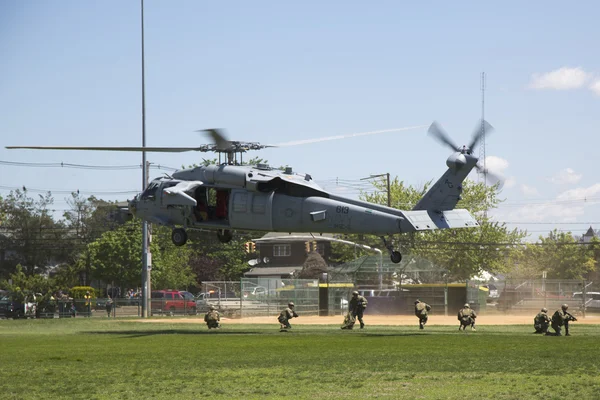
128, 160, 479, 242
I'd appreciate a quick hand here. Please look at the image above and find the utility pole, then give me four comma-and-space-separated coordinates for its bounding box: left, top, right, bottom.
361, 173, 391, 207
140, 0, 152, 318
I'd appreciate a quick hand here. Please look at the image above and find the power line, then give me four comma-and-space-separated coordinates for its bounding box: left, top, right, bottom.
0, 185, 138, 195
0, 159, 178, 171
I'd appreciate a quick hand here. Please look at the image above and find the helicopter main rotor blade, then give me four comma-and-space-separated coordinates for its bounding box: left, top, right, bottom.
195, 128, 234, 151
5, 145, 202, 152
427, 121, 460, 152
273, 125, 428, 147
468, 119, 494, 151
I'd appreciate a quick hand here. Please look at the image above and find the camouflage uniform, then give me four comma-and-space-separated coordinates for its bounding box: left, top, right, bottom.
278, 302, 298, 331
349, 291, 368, 329
547, 304, 577, 336
414, 300, 431, 330
458, 303, 477, 331
533, 308, 551, 334
204, 306, 221, 329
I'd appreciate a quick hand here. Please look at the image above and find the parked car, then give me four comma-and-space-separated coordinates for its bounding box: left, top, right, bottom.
242, 286, 267, 298
151, 290, 196, 316
572, 292, 600, 310
0, 290, 37, 319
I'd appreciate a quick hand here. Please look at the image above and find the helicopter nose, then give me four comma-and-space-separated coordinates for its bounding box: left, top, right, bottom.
128, 197, 138, 216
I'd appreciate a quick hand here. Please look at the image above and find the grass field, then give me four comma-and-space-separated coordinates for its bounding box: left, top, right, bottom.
1, 319, 599, 399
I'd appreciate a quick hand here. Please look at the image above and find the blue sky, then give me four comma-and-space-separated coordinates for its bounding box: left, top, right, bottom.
1, 1, 599, 240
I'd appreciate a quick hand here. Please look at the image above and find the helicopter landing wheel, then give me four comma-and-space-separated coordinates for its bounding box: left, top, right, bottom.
217, 229, 233, 243
390, 251, 402, 264
172, 228, 188, 246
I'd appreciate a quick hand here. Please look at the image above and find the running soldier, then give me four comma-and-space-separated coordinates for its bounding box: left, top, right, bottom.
348, 291, 368, 329
458, 303, 477, 331
414, 299, 431, 330
278, 302, 299, 331
547, 304, 577, 336
204, 306, 221, 329
533, 307, 551, 334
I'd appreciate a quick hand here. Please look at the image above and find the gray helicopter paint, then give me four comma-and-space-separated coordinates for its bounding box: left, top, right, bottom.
412, 153, 478, 212
129, 150, 480, 235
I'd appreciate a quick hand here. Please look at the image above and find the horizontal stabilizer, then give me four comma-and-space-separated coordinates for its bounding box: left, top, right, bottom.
402, 209, 479, 231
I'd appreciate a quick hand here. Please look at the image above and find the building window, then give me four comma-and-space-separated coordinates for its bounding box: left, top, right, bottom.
273, 244, 291, 257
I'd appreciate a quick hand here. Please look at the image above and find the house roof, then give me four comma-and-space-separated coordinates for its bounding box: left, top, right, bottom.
583, 226, 596, 237
254, 232, 336, 243
243, 266, 302, 277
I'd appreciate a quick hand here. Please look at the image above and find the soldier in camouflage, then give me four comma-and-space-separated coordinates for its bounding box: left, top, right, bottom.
414, 299, 431, 330
349, 291, 368, 329
204, 305, 221, 329
278, 302, 299, 331
547, 304, 577, 336
458, 303, 477, 331
533, 307, 551, 334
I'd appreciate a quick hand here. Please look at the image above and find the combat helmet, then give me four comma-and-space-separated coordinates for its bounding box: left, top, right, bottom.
288, 302, 295, 307
561, 304, 569, 311
464, 303, 470, 308
209, 305, 216, 310
541, 307, 548, 313
414, 299, 420, 304
352, 291, 359, 296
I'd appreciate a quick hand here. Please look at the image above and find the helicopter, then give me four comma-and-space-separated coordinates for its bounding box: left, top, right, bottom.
6, 121, 501, 264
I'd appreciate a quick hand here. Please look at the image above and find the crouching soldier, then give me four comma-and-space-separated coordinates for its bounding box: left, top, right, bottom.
547, 304, 577, 336
458, 303, 477, 331
278, 302, 298, 331
204, 306, 221, 329
533, 307, 551, 334
340, 311, 356, 330
414, 299, 431, 330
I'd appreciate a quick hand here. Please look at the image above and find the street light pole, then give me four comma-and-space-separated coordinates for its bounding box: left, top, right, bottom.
140, 0, 152, 318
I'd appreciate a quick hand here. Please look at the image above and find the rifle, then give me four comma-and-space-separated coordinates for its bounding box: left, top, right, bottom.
565, 312, 577, 322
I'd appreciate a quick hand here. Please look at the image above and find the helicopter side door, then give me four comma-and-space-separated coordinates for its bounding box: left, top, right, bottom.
227, 189, 273, 231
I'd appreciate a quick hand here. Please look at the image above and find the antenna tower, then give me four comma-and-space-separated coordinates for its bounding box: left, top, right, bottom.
479, 72, 488, 218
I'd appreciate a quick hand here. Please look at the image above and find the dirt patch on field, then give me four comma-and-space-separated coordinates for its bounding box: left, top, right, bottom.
136, 314, 600, 326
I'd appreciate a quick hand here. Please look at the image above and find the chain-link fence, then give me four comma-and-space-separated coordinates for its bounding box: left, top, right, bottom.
199, 279, 321, 318
494, 279, 599, 316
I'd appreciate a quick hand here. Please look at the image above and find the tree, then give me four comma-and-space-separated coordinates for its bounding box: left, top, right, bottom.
525, 230, 597, 279
298, 251, 328, 279
62, 192, 126, 285
356, 177, 526, 281
87, 221, 196, 290
0, 189, 66, 277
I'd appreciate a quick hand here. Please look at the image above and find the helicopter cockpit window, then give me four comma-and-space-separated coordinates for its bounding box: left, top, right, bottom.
142, 181, 159, 199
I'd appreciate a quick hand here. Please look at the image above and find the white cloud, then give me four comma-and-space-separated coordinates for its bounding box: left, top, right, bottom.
547, 168, 582, 185
590, 80, 600, 96
528, 67, 591, 90
505, 203, 585, 223
556, 183, 600, 202
483, 155, 509, 174
520, 184, 539, 197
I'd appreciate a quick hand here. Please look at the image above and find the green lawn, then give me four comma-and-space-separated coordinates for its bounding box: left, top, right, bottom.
0, 319, 599, 399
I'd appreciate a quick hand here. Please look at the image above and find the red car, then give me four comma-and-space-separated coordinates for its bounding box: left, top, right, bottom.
151, 290, 196, 316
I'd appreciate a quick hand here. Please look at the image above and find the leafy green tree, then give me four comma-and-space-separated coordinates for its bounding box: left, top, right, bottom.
525, 230, 597, 279
87, 221, 195, 290
62, 192, 127, 285
351, 177, 526, 281
0, 189, 66, 277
